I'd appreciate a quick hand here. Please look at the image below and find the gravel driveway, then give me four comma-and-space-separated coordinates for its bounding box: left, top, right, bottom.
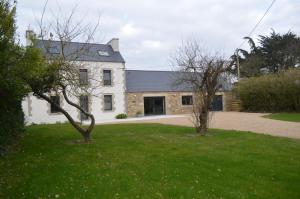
101, 112, 300, 139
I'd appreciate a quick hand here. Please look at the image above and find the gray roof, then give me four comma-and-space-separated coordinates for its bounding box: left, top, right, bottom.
35, 39, 125, 63
125, 70, 232, 92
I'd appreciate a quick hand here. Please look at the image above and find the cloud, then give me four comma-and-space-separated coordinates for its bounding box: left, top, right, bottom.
120, 23, 141, 37
16, 0, 300, 69
142, 40, 161, 49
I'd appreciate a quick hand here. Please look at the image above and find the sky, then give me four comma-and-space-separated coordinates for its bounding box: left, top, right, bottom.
16, 0, 300, 70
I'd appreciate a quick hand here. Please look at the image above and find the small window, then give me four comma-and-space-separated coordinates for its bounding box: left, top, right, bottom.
182, 95, 193, 105
79, 69, 88, 85
104, 95, 112, 111
103, 70, 112, 86
50, 96, 60, 113
98, 51, 109, 56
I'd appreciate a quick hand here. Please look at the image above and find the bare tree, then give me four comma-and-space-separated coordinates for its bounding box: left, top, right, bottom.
24, 3, 102, 142
173, 41, 232, 135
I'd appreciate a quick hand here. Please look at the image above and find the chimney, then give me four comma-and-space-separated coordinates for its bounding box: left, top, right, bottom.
25, 30, 36, 46
107, 38, 119, 52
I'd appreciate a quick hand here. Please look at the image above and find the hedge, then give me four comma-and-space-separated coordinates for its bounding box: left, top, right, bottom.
0, 0, 26, 155
234, 69, 300, 112
0, 99, 24, 155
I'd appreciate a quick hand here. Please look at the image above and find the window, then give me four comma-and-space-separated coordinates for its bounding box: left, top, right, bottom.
182, 95, 193, 105
79, 95, 89, 120
103, 70, 112, 86
98, 50, 109, 56
104, 95, 112, 111
79, 69, 88, 85
50, 96, 60, 113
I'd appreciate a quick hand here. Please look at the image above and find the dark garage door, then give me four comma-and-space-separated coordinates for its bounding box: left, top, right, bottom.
212, 95, 223, 111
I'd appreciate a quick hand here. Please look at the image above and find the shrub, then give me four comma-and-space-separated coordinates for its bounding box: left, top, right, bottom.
115, 113, 127, 119
0, 1, 26, 155
234, 69, 300, 112
0, 100, 24, 155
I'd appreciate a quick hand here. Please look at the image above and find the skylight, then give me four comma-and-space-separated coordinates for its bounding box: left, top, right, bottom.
98, 50, 109, 56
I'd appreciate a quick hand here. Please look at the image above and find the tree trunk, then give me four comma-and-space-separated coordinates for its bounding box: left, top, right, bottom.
196, 107, 208, 135
35, 91, 95, 143
60, 86, 95, 142
83, 132, 91, 142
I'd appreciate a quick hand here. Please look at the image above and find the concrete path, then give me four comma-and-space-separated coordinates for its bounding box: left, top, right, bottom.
97, 112, 300, 139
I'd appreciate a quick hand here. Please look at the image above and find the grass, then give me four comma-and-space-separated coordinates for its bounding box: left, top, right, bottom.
264, 113, 300, 122
1, 124, 300, 199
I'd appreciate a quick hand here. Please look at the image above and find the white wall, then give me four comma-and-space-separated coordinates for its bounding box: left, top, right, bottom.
22, 61, 126, 124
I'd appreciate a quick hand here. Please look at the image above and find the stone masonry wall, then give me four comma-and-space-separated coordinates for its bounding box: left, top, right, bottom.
222, 91, 233, 111
126, 91, 232, 117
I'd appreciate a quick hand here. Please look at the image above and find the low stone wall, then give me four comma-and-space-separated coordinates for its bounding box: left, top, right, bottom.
126, 91, 232, 117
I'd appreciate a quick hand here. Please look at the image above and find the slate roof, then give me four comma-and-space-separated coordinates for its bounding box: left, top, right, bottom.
35, 39, 125, 63
125, 70, 232, 92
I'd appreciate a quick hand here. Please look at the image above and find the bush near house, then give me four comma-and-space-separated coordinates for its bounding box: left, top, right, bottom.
235, 69, 300, 112
115, 113, 127, 119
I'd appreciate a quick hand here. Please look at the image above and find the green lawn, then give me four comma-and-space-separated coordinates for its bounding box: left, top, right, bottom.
1, 124, 300, 199
264, 113, 300, 122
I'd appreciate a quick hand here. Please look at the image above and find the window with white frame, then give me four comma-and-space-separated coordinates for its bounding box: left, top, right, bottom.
104, 95, 113, 111
79, 69, 88, 85
103, 70, 112, 86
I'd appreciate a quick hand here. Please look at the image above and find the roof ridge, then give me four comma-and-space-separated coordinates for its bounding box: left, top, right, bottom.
36, 39, 108, 46
35, 39, 125, 63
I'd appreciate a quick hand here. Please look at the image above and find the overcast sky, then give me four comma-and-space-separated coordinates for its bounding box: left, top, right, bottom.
16, 0, 300, 70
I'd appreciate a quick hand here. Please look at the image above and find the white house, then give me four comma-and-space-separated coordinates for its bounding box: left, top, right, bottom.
22, 31, 126, 124
22, 31, 234, 125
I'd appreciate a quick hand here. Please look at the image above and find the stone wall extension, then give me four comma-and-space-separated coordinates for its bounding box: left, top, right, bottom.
127, 91, 232, 117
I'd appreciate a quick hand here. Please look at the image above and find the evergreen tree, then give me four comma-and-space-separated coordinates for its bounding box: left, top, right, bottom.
0, 0, 26, 153
232, 30, 300, 77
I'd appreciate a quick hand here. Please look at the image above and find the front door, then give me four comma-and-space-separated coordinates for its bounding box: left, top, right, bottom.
212, 95, 223, 111
144, 97, 165, 116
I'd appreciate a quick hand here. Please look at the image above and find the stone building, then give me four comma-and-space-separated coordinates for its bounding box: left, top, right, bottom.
125, 70, 232, 117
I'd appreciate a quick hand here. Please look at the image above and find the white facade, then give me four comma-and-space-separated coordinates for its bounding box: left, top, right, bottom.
22, 59, 126, 124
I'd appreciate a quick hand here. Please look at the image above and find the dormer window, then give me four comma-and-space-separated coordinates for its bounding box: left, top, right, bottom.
98, 50, 109, 56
